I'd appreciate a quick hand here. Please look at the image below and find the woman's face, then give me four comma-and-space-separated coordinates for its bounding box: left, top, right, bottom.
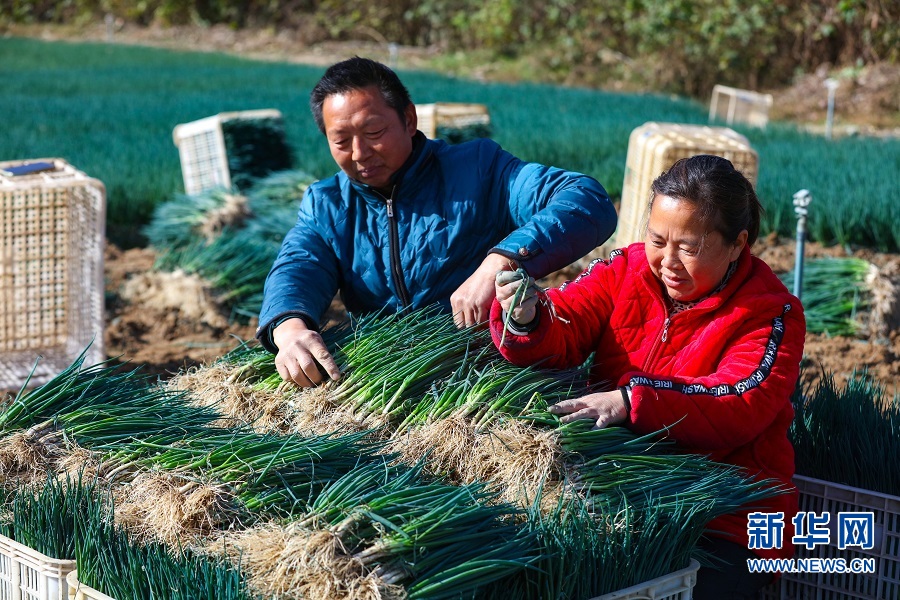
645, 194, 747, 302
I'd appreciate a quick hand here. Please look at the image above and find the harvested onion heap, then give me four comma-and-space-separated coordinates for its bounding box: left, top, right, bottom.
0, 308, 786, 599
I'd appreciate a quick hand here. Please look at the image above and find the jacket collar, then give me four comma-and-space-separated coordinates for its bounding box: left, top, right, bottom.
389, 130, 428, 188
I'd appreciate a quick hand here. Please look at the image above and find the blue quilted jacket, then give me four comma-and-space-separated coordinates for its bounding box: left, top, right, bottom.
257, 133, 616, 351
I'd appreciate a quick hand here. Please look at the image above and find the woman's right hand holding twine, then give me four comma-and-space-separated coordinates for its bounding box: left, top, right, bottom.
495, 268, 541, 325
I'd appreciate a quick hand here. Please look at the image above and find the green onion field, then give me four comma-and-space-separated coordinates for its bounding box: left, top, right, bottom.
2, 36, 898, 250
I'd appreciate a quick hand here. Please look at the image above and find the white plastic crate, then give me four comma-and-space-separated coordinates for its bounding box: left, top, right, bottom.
0, 534, 76, 600
172, 108, 286, 195
616, 122, 758, 248
0, 158, 105, 391
758, 475, 900, 600
64, 572, 115, 600
415, 103, 491, 140
588, 559, 700, 600
709, 84, 773, 129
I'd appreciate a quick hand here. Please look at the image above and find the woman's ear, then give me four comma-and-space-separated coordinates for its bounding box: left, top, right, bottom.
730, 229, 749, 261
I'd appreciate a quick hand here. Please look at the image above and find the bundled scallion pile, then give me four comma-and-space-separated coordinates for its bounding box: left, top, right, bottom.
75, 506, 254, 600
221, 115, 295, 191
0, 352, 386, 522
780, 257, 872, 336
292, 460, 537, 599
195, 307, 787, 596
791, 372, 900, 496
0, 473, 103, 560
144, 169, 315, 319
436, 122, 493, 144
480, 491, 703, 599
0, 474, 254, 600
218, 305, 590, 433
1, 306, 791, 599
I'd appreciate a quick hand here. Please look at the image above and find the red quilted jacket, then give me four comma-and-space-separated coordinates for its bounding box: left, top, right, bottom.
490, 243, 804, 560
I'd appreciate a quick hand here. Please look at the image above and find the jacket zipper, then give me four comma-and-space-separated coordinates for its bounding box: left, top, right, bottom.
641, 315, 671, 371
638, 264, 735, 372
385, 188, 412, 308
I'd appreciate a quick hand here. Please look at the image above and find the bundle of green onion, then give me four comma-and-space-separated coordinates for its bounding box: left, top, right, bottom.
1, 474, 253, 600
0, 350, 218, 440
296, 459, 537, 599
791, 372, 900, 495
144, 169, 315, 319
779, 257, 871, 335
72, 488, 253, 600
435, 122, 493, 144
481, 490, 704, 599
221, 116, 295, 191
0, 473, 106, 560
304, 306, 587, 431
155, 231, 284, 318
111, 429, 381, 516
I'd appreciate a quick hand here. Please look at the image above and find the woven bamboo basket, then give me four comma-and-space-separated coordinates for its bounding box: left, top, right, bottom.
0, 158, 105, 391
616, 122, 758, 248
172, 108, 288, 195
709, 84, 773, 128
415, 103, 491, 140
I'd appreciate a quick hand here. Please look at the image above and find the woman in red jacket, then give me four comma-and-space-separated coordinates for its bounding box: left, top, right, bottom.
491, 154, 804, 599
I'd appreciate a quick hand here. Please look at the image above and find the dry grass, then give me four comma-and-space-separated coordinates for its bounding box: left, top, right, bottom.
0, 424, 101, 488
211, 523, 406, 600
169, 362, 292, 432
115, 471, 241, 545
198, 193, 250, 242
386, 413, 564, 507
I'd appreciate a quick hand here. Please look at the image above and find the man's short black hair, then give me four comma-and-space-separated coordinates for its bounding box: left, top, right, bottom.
310, 57, 413, 134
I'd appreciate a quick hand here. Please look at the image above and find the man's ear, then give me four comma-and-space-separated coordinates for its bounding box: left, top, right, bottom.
404, 103, 418, 136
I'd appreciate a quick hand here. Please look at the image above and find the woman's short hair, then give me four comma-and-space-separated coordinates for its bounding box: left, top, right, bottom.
650, 154, 763, 247
310, 57, 413, 134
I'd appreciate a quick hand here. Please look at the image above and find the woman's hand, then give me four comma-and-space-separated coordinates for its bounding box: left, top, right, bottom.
495, 269, 541, 325
548, 391, 629, 429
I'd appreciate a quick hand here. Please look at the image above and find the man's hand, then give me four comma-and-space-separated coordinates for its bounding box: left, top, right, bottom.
451, 253, 517, 328
548, 391, 629, 429
272, 318, 342, 387
495, 269, 541, 326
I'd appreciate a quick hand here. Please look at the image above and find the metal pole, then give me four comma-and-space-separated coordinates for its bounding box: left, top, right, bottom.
388, 43, 399, 70
824, 78, 839, 140
105, 13, 115, 42
793, 189, 812, 300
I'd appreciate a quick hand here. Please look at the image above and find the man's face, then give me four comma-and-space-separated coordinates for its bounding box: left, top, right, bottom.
322, 85, 417, 190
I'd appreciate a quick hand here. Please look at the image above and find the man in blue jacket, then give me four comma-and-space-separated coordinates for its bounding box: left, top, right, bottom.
258, 57, 617, 387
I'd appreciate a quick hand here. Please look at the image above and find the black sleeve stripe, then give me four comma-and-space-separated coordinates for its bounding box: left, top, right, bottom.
628, 303, 793, 398
560, 248, 623, 291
